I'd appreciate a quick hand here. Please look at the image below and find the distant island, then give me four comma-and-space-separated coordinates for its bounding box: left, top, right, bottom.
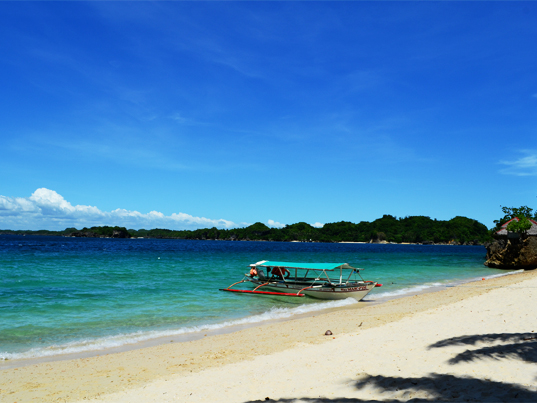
0, 215, 491, 245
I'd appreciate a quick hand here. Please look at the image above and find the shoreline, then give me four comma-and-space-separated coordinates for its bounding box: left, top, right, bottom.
0, 268, 519, 369
2, 268, 536, 402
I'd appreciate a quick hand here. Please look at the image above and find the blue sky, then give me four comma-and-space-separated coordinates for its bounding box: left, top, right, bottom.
1, 1, 536, 231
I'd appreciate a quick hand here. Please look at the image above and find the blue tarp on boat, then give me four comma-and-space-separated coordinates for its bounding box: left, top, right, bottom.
253, 261, 360, 271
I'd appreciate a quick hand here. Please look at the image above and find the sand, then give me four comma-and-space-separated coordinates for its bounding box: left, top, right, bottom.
2, 270, 537, 402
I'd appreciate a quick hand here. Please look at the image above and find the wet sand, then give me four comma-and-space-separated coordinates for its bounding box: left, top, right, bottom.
1, 269, 536, 402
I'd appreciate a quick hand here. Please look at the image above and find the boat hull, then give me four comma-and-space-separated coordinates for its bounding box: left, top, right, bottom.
303, 286, 374, 300
250, 281, 376, 301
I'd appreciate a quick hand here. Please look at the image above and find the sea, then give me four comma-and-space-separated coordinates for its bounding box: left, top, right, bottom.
0, 235, 515, 363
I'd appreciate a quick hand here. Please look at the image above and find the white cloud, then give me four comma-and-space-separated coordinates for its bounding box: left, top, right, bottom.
500, 151, 537, 176
267, 219, 285, 228
0, 188, 237, 231
170, 112, 188, 123
267, 220, 323, 229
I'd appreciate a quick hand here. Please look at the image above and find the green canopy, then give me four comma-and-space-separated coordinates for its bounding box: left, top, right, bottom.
253, 261, 360, 271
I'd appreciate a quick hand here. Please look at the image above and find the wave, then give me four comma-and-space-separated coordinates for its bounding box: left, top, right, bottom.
370, 269, 525, 301
478, 269, 524, 279
372, 282, 445, 299
0, 298, 357, 361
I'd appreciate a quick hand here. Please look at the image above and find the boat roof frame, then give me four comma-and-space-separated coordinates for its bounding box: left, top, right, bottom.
252, 261, 363, 272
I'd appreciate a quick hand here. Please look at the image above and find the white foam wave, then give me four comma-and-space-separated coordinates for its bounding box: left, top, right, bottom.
0, 298, 357, 361
370, 269, 525, 301
373, 282, 444, 299
480, 269, 524, 280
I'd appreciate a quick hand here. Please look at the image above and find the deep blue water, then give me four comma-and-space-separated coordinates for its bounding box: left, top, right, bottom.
0, 235, 507, 360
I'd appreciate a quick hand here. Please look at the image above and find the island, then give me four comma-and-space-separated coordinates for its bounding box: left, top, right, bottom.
0, 215, 491, 245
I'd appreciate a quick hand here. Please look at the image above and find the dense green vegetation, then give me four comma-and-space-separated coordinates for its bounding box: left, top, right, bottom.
126, 215, 489, 244
0, 229, 63, 236
0, 226, 131, 238
492, 205, 536, 234
0, 215, 491, 244
68, 226, 132, 238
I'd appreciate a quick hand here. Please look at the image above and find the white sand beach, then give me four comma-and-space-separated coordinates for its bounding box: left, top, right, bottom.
2, 270, 537, 402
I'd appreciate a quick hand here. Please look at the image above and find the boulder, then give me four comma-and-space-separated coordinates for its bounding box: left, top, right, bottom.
484, 235, 537, 269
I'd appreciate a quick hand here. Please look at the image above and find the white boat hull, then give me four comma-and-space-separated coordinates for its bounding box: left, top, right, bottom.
251, 282, 376, 301
303, 285, 375, 300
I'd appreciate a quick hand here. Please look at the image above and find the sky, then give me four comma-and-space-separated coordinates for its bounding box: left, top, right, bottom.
1, 1, 536, 231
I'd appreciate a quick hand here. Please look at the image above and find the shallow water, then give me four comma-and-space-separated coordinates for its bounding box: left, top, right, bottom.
0, 235, 507, 360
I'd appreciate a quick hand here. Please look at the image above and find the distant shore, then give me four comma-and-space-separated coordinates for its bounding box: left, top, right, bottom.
0, 232, 487, 246
0, 215, 492, 245
2, 269, 535, 402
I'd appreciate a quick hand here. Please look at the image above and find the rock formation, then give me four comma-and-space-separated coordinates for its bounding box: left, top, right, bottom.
485, 217, 537, 269
485, 235, 537, 269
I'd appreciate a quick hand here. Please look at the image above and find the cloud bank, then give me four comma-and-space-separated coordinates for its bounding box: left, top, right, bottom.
500, 151, 537, 176
267, 219, 285, 228
0, 188, 237, 231
267, 220, 324, 229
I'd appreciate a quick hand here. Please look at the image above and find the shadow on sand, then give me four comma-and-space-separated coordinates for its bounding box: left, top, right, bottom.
428, 332, 537, 365
246, 332, 537, 402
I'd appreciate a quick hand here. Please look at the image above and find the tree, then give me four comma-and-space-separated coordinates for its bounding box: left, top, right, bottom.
494, 205, 534, 233
494, 206, 534, 226
506, 216, 532, 233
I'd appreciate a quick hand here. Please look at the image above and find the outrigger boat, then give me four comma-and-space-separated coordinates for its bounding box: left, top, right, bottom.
220, 260, 382, 300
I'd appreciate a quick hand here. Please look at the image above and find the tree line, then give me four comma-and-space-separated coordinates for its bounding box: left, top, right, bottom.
0, 215, 491, 244
131, 215, 490, 244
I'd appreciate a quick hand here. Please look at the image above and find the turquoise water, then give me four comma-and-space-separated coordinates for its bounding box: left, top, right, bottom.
0, 235, 509, 361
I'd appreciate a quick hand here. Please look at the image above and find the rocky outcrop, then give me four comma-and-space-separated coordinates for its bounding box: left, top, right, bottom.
485, 235, 537, 269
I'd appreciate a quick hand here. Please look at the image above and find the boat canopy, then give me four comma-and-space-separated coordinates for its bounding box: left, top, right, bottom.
253, 261, 361, 271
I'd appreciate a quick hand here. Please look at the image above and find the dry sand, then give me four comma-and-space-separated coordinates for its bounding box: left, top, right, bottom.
2, 270, 537, 402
